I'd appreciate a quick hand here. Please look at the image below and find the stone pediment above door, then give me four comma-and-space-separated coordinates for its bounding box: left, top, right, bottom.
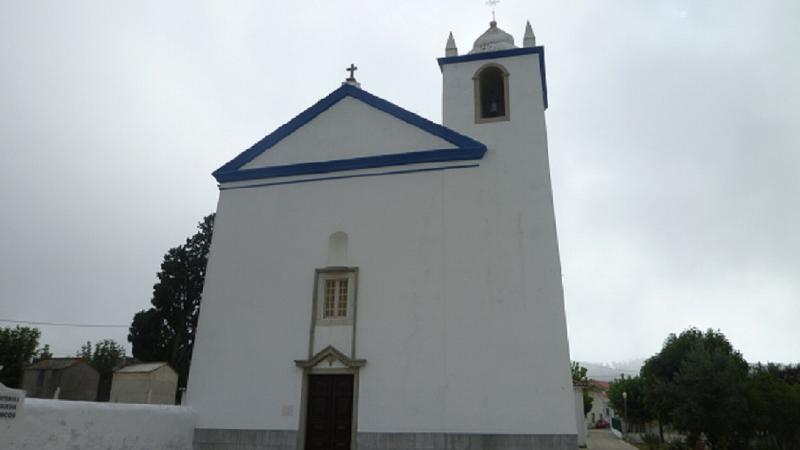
295, 345, 366, 370
294, 345, 367, 369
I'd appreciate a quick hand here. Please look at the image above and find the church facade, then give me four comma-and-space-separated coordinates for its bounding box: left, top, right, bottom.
187, 20, 577, 450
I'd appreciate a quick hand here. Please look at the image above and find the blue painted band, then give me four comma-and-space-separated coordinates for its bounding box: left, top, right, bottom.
437, 46, 548, 109
213, 84, 487, 183
215, 147, 484, 183
219, 164, 480, 191
437, 46, 543, 65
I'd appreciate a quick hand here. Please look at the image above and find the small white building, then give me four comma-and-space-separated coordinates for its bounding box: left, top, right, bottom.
22, 358, 99, 401
187, 19, 576, 450
585, 380, 618, 428
110, 362, 177, 405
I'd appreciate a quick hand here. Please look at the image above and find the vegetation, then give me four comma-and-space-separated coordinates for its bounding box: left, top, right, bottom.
608, 374, 651, 430
572, 361, 593, 415
77, 339, 126, 401
612, 327, 800, 450
32, 344, 53, 363
748, 364, 800, 450
77, 339, 126, 374
0, 326, 48, 388
128, 214, 214, 394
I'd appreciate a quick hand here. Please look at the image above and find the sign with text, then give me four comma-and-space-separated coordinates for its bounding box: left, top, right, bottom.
0, 382, 25, 420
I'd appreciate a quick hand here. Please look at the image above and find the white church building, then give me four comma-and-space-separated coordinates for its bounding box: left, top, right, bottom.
187, 19, 577, 450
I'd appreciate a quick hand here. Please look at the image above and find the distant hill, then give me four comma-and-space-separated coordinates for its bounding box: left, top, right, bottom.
578, 359, 644, 382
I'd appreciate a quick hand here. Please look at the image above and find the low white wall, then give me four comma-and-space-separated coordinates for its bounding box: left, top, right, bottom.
0, 398, 195, 450
573, 386, 587, 448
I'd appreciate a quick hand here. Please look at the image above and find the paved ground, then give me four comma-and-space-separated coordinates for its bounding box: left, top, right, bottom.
586, 429, 639, 450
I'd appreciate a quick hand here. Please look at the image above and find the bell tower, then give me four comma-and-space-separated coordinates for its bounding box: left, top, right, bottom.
437, 27, 574, 446
438, 19, 554, 219
438, 20, 548, 160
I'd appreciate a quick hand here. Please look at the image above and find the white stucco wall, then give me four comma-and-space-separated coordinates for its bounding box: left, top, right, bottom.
574, 386, 587, 447
242, 96, 456, 169
0, 398, 194, 450
110, 366, 178, 405
188, 48, 574, 436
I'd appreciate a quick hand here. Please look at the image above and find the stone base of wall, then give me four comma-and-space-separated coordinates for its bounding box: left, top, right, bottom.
193, 429, 576, 450
194, 429, 297, 450
358, 433, 576, 450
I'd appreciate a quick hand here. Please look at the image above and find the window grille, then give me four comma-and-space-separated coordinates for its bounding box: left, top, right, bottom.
316, 270, 356, 322
322, 278, 349, 318
324, 279, 337, 318
337, 280, 349, 317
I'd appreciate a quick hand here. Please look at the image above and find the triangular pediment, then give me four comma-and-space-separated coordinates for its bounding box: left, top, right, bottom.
294, 346, 366, 370
213, 84, 486, 183
241, 96, 457, 169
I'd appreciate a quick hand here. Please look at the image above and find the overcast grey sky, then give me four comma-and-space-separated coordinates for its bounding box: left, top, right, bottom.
1, 1, 798, 366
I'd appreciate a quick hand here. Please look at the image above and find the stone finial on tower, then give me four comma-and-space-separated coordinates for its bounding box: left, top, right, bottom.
445, 32, 458, 57
523, 20, 536, 47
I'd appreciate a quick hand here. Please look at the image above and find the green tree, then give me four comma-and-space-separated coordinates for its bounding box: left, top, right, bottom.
77, 339, 126, 401
78, 339, 126, 374
0, 326, 41, 388
608, 375, 651, 429
128, 214, 214, 394
643, 328, 715, 441
77, 341, 92, 360
32, 344, 53, 363
765, 362, 800, 385
642, 328, 751, 449
572, 361, 593, 415
748, 364, 800, 450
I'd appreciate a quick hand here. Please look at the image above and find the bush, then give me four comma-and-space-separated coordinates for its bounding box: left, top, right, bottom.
642, 433, 662, 450
665, 438, 688, 450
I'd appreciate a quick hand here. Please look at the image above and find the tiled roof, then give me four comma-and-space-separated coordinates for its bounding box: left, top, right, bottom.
116, 362, 170, 374
25, 358, 83, 371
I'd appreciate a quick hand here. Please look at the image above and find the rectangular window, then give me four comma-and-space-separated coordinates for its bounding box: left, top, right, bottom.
324, 279, 337, 318
316, 270, 356, 324
337, 280, 348, 317
322, 278, 348, 319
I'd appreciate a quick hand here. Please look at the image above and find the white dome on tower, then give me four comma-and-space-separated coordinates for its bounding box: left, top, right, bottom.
469, 21, 517, 54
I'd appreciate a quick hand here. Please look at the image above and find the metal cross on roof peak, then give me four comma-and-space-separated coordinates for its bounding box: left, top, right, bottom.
346, 64, 358, 81
485, 0, 500, 22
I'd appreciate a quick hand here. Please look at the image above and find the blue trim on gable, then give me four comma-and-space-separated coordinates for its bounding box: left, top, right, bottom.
212, 84, 487, 183
437, 46, 548, 109
216, 147, 485, 183
220, 163, 480, 191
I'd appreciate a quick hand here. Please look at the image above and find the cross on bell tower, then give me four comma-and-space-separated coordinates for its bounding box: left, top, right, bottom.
486, 0, 500, 22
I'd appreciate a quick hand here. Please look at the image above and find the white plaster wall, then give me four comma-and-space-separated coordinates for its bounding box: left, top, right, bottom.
0, 398, 194, 449
438, 50, 575, 431
313, 324, 353, 355
188, 49, 574, 435
110, 371, 177, 405
242, 96, 456, 169
574, 387, 588, 447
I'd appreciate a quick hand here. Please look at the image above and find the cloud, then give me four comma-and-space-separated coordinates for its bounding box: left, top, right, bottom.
1, 1, 798, 364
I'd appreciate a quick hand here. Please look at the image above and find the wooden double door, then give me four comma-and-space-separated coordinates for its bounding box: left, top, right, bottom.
305, 374, 354, 450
